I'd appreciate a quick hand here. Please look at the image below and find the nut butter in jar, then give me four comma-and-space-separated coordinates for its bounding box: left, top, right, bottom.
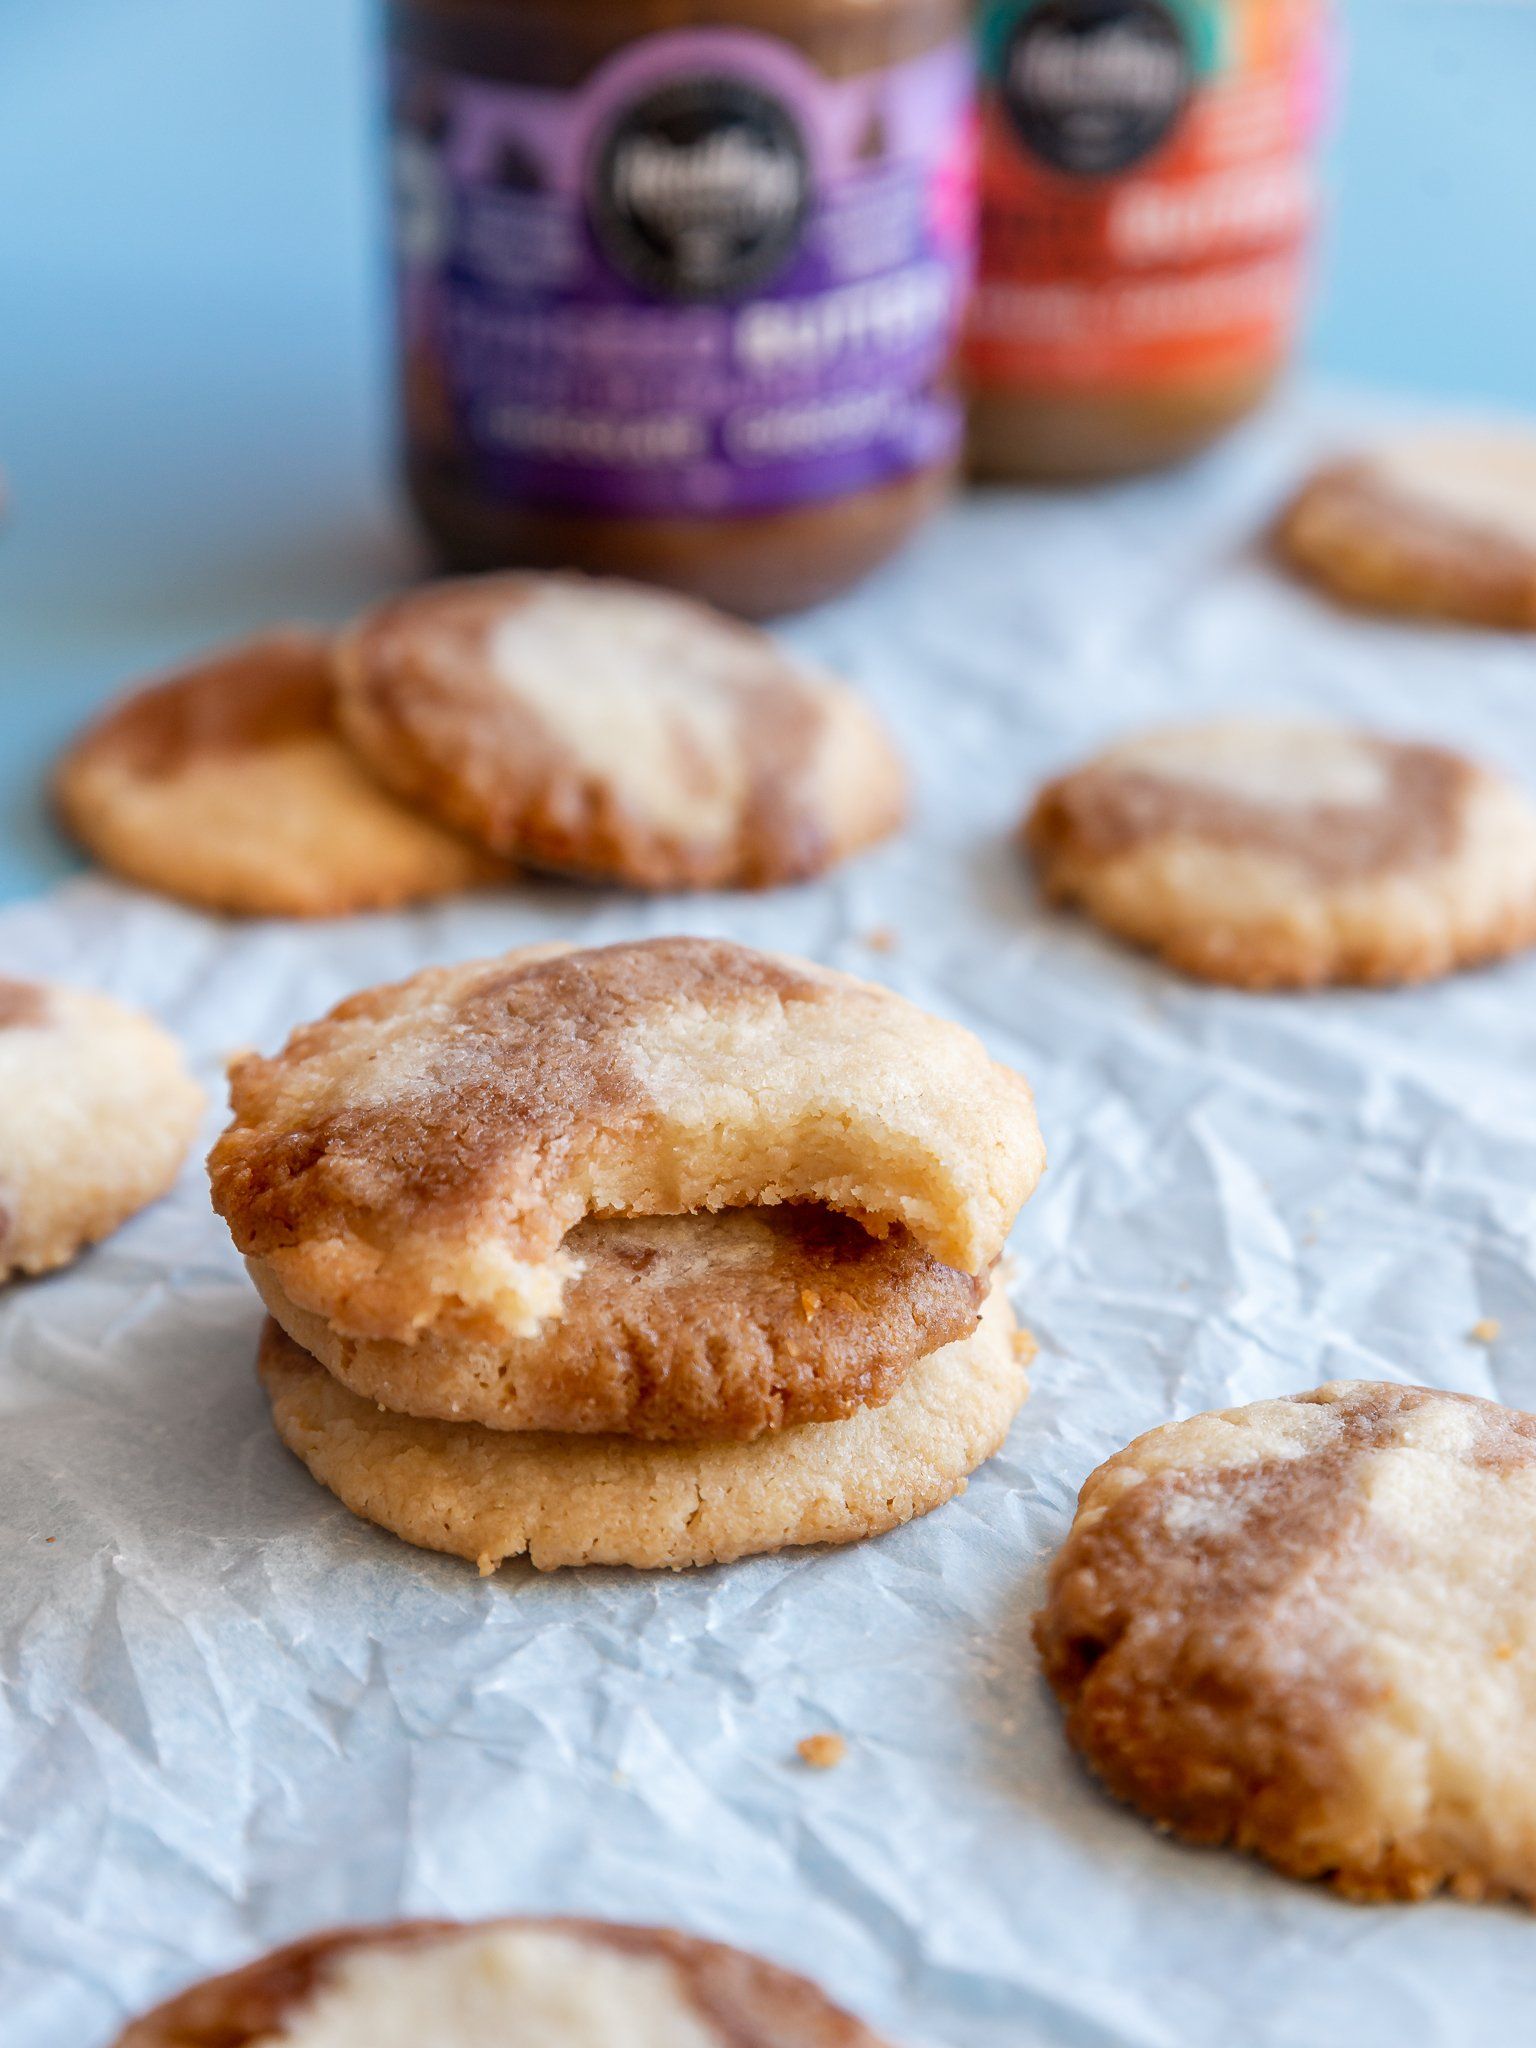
967, 0, 1328, 482
386, 0, 976, 616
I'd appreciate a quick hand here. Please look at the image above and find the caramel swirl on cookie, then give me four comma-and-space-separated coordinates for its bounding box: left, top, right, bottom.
56, 630, 502, 918
334, 573, 907, 889
1037, 1381, 1536, 1905
209, 937, 1044, 1345
1024, 719, 1536, 988
1278, 432, 1536, 630
114, 1916, 897, 2046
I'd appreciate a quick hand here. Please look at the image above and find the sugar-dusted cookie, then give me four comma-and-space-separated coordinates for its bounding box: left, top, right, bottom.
0, 978, 203, 1279
333, 573, 907, 889
55, 630, 502, 917
1024, 719, 1536, 988
115, 1917, 895, 2047
1036, 1381, 1536, 1905
259, 1284, 1030, 1572
1277, 432, 1536, 630
254, 1206, 984, 1442
210, 937, 1045, 1346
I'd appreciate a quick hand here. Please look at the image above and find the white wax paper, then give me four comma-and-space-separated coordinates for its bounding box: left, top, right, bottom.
5, 392, 1536, 2048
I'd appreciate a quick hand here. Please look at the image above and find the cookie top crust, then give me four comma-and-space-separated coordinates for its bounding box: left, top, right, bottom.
258, 1283, 1028, 1572
63, 629, 337, 778
1368, 434, 1536, 554
333, 573, 908, 889
1278, 435, 1536, 630
1036, 1381, 1536, 1904
1023, 719, 1536, 988
253, 1205, 985, 1441
114, 1917, 894, 2047
55, 632, 501, 918
1028, 721, 1471, 886
209, 937, 1044, 1345
0, 980, 204, 1281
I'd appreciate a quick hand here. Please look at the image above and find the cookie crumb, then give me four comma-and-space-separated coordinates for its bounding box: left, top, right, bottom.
862, 927, 899, 954
1470, 1318, 1502, 1345
797, 1733, 847, 1770
800, 1287, 822, 1321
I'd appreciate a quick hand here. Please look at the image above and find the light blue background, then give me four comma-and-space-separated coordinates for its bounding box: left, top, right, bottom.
2, 0, 1533, 906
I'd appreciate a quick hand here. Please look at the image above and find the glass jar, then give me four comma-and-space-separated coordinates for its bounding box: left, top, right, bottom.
385, 0, 975, 616
966, 0, 1329, 482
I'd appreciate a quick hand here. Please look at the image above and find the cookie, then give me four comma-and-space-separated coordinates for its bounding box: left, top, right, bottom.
210, 937, 1045, 1346
115, 1917, 894, 2047
0, 977, 203, 1280
259, 1282, 1030, 1571
1036, 1380, 1536, 1906
55, 630, 502, 917
1278, 433, 1536, 630
253, 1206, 985, 1442
1024, 719, 1536, 988
333, 573, 907, 889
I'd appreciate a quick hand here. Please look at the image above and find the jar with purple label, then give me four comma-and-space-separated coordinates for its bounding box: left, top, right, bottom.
385, 0, 976, 616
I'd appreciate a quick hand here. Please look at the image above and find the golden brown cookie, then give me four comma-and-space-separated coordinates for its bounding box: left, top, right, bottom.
0, 977, 203, 1280
333, 573, 907, 888
114, 1916, 895, 2047
55, 630, 502, 917
209, 936, 1045, 1346
1277, 433, 1536, 629
1036, 1381, 1536, 1906
253, 1206, 985, 1442
259, 1283, 1030, 1572
1024, 719, 1536, 988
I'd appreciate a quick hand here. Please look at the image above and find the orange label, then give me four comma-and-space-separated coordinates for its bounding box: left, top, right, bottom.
966, 0, 1327, 394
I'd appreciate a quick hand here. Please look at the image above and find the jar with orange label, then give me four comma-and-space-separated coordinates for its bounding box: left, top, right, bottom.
966, 0, 1329, 481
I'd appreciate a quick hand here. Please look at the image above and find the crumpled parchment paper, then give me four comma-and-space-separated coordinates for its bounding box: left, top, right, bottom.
5, 391, 1536, 2048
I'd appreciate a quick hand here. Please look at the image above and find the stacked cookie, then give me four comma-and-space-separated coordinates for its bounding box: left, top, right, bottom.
208, 936, 1045, 1572
56, 574, 907, 917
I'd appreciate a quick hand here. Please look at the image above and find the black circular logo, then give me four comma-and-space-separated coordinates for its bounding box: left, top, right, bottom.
1002, 0, 1193, 178
591, 75, 812, 302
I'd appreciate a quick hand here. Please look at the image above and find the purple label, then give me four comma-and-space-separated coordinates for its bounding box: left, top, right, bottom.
391, 30, 976, 517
